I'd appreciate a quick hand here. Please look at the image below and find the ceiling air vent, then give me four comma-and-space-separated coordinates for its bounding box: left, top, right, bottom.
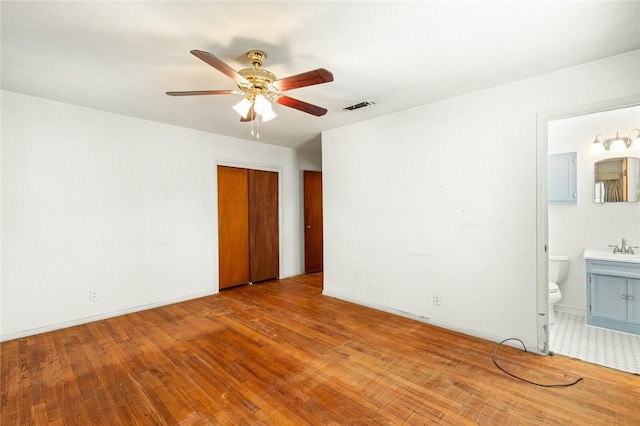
342, 101, 375, 111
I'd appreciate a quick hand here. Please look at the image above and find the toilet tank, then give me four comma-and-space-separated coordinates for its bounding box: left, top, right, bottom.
549, 255, 569, 284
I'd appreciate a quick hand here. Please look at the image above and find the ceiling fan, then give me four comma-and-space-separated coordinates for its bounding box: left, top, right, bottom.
167, 49, 334, 124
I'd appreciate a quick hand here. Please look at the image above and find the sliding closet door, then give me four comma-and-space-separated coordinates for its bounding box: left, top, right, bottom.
249, 169, 279, 283
217, 165, 279, 289
217, 166, 250, 289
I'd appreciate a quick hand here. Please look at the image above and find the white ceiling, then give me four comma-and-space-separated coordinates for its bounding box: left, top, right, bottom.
2, 1, 639, 151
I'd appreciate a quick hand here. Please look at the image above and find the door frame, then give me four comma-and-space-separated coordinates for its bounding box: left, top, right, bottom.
213, 159, 283, 292
535, 94, 640, 354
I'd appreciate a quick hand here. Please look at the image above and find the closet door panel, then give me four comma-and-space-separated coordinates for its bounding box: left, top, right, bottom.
217, 166, 250, 289
248, 169, 279, 283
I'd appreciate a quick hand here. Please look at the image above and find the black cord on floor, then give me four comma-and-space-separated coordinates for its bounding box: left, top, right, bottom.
492, 338, 583, 387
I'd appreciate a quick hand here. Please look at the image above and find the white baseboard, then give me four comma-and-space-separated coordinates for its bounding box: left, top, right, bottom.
0, 290, 218, 342
322, 290, 540, 354
554, 304, 586, 317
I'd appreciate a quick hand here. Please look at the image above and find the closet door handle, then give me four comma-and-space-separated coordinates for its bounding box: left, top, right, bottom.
621, 295, 628, 300
628, 295, 635, 301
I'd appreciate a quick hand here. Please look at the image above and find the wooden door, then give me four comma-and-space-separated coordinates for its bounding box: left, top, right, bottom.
217, 166, 250, 289
304, 170, 323, 273
249, 169, 279, 283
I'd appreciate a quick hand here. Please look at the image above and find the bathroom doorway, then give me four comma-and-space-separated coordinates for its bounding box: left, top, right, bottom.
538, 97, 640, 374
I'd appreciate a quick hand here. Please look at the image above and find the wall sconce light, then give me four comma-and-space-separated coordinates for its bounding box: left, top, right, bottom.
591, 129, 640, 153
591, 134, 607, 154
630, 129, 640, 150
609, 132, 627, 152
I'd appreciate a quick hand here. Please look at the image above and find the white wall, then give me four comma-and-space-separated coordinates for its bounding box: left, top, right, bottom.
1, 91, 321, 340
322, 50, 640, 351
549, 106, 640, 315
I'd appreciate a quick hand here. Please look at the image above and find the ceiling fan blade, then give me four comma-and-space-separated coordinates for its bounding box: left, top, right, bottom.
277, 96, 328, 116
190, 50, 250, 84
273, 68, 334, 91
166, 90, 238, 96
240, 104, 257, 122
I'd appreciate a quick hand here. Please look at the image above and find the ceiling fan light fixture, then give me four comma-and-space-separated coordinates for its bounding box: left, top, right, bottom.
261, 109, 277, 122
254, 95, 273, 115
168, 49, 334, 138
233, 97, 253, 118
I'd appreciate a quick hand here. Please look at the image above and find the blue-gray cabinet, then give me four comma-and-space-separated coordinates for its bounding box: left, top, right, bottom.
586, 259, 640, 335
549, 152, 577, 203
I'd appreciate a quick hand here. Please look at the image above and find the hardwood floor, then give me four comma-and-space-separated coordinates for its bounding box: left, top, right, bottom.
2, 273, 639, 425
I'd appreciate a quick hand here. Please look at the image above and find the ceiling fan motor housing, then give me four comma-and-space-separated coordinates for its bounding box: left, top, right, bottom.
237, 50, 280, 100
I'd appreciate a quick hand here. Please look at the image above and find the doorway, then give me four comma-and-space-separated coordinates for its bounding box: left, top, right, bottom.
536, 95, 640, 372
304, 170, 323, 273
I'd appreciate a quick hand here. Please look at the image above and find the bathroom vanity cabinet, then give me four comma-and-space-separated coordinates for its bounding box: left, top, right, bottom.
586, 259, 640, 335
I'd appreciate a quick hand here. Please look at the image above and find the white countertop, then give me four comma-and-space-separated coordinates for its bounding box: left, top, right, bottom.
583, 246, 640, 264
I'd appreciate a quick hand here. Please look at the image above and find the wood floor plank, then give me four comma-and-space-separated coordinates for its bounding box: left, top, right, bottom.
2, 273, 639, 425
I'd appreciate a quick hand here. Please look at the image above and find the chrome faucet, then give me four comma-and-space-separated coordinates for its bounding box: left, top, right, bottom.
609, 238, 639, 255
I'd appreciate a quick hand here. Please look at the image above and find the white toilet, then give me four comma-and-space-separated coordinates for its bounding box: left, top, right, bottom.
548, 255, 569, 325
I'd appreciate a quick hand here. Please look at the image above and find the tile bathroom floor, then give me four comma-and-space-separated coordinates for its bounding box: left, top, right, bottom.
549, 311, 640, 375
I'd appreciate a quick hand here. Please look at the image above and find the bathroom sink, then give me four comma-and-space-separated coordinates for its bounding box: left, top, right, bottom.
583, 246, 640, 264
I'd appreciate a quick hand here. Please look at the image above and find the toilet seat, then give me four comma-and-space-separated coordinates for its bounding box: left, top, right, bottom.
549, 282, 560, 293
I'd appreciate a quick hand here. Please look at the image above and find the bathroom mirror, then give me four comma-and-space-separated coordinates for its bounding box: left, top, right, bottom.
594, 157, 640, 203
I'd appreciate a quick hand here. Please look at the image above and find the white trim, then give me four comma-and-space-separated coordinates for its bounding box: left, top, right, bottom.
536, 111, 550, 354
216, 158, 283, 173
554, 304, 587, 317
535, 94, 640, 355
0, 290, 216, 342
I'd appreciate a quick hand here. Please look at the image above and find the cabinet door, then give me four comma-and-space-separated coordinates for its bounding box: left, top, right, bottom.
590, 274, 627, 322
628, 278, 640, 326
549, 152, 577, 203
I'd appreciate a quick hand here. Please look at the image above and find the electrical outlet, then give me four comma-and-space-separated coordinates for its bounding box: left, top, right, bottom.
433, 293, 441, 306
89, 289, 100, 301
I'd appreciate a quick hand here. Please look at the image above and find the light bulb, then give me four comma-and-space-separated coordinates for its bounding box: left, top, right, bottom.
233, 98, 252, 118
590, 141, 605, 154
609, 137, 626, 152
261, 109, 277, 122
254, 95, 272, 116
629, 130, 640, 150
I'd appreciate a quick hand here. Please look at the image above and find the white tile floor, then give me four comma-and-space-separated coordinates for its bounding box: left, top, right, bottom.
549, 311, 640, 375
